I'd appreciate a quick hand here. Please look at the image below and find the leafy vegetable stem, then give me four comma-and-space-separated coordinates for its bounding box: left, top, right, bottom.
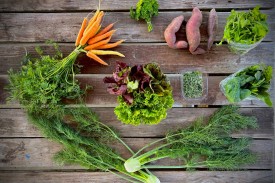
95, 119, 135, 154
83, 152, 146, 182
109, 171, 140, 183
142, 164, 207, 169
132, 133, 182, 158
141, 155, 170, 165
135, 142, 173, 161
48, 48, 80, 78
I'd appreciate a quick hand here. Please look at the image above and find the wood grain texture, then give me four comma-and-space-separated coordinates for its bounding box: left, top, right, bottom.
0, 0, 273, 12
0, 108, 273, 138
0, 75, 273, 108
0, 138, 272, 170
0, 11, 274, 43
0, 42, 274, 75
0, 171, 272, 183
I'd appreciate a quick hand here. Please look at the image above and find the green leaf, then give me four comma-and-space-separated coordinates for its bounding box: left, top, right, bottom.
240, 89, 251, 100
220, 6, 269, 45
263, 66, 273, 81
130, 0, 159, 32
224, 77, 241, 103
252, 78, 265, 87
254, 71, 261, 80
257, 91, 273, 107
127, 80, 139, 91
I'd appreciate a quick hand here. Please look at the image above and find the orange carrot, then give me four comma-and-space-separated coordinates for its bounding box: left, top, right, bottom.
75, 18, 88, 47
84, 36, 112, 50
80, 11, 104, 46
96, 22, 116, 37
85, 0, 102, 31
87, 51, 108, 65
95, 40, 124, 49
91, 50, 125, 57
84, 10, 100, 35
88, 30, 116, 45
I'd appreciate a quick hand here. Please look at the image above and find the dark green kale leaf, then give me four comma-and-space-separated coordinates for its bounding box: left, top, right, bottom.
130, 0, 159, 32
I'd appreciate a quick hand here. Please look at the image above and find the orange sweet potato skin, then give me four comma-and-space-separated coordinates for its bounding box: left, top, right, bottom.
207, 8, 218, 51
164, 15, 188, 49
186, 7, 205, 55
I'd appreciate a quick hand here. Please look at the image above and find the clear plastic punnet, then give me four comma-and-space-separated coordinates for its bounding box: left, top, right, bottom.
181, 70, 208, 102
227, 38, 264, 55
219, 69, 258, 102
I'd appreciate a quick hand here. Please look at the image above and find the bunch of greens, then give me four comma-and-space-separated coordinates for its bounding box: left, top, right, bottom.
130, 0, 159, 32
219, 6, 268, 45
7, 44, 161, 183
104, 62, 174, 126
182, 71, 204, 98
124, 105, 258, 172
7, 42, 89, 118
28, 107, 160, 183
221, 63, 273, 106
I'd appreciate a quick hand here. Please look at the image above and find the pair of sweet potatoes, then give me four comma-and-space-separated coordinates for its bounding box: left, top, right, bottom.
164, 7, 217, 55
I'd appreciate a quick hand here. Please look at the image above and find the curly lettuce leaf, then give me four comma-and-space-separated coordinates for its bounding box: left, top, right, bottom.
114, 90, 174, 125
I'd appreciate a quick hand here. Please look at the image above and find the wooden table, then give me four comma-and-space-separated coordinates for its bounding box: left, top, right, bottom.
0, 1, 274, 182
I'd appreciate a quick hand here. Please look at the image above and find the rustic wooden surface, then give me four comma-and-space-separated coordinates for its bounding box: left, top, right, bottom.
0, 1, 274, 183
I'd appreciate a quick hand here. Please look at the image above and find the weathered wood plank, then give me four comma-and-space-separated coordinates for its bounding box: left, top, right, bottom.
0, 171, 272, 183
0, 11, 274, 43
0, 138, 272, 170
0, 75, 273, 107
0, 42, 274, 75
0, 0, 273, 12
0, 108, 273, 138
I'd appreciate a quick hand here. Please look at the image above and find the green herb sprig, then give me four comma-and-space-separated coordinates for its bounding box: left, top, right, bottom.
130, 0, 159, 32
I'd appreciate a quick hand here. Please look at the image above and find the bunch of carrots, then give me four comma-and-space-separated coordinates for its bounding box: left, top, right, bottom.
75, 7, 125, 65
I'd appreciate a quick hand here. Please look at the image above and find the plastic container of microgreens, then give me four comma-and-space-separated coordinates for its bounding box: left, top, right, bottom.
181, 70, 208, 101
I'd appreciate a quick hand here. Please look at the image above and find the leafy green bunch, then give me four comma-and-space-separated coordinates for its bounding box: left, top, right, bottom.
104, 62, 174, 126
221, 63, 273, 106
124, 105, 258, 172
130, 0, 159, 32
220, 6, 268, 45
7, 43, 89, 118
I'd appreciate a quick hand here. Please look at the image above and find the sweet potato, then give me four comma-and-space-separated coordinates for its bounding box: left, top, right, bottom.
164, 15, 188, 49
207, 8, 218, 51
186, 7, 205, 55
